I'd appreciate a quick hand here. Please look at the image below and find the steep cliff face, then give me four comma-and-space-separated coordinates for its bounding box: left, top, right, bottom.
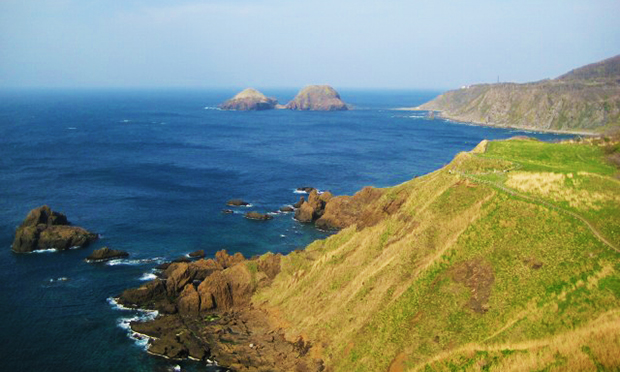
418, 55, 620, 133
285, 85, 348, 111
255, 138, 620, 371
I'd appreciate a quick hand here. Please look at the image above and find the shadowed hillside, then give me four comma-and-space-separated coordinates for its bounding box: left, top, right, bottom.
254, 137, 620, 371
415, 55, 620, 133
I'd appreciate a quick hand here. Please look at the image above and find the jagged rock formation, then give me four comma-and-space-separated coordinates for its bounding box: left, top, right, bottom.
285, 85, 348, 111
85, 247, 128, 262
219, 88, 278, 111
116, 250, 323, 370
417, 55, 620, 132
12, 205, 97, 253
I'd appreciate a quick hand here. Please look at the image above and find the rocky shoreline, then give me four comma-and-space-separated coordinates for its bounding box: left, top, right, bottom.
11, 187, 403, 370
115, 250, 323, 371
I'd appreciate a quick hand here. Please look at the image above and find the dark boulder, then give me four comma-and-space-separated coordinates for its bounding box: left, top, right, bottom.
245, 211, 273, 220
188, 249, 205, 258
226, 199, 250, 207
85, 247, 129, 262
296, 187, 316, 194
12, 205, 97, 253
279, 205, 294, 213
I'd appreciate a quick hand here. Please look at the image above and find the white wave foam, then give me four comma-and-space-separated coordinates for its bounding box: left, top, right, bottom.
139, 273, 157, 281
67, 127, 77, 130
108, 297, 159, 350
280, 234, 286, 238
121, 119, 131, 123
204, 106, 221, 110
49, 277, 69, 282
106, 257, 164, 266
33, 248, 57, 253
293, 189, 308, 194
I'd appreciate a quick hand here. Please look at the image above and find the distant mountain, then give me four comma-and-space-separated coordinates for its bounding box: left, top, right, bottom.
416, 55, 620, 133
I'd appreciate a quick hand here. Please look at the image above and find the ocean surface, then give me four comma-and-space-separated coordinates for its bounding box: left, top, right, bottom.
0, 89, 572, 371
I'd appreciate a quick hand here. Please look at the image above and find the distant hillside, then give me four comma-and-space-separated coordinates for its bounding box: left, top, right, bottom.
416, 55, 620, 133
256, 137, 620, 371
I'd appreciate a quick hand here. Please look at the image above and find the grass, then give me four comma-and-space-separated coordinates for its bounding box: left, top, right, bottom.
254, 138, 620, 371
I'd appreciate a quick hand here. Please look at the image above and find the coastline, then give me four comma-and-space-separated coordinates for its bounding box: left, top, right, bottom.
393, 107, 599, 136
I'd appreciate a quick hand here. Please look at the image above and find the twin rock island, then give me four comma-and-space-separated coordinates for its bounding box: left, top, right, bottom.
219, 85, 348, 111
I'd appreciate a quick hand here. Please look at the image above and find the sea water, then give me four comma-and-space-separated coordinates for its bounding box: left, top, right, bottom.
0, 89, 572, 371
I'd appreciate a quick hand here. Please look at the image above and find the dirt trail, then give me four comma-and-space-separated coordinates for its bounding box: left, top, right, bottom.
453, 167, 620, 254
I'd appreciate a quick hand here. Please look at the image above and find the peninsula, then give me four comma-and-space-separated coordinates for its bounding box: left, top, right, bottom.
410, 55, 620, 133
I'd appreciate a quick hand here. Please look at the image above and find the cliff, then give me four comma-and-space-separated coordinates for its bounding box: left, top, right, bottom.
417, 55, 620, 133
119, 136, 620, 371
285, 85, 348, 111
219, 88, 278, 111
255, 136, 620, 371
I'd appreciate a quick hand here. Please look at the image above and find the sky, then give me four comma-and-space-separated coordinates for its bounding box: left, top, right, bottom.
0, 0, 619, 90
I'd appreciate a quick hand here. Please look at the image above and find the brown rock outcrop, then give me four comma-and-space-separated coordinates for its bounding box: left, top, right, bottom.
293, 196, 305, 208
220, 88, 278, 111
165, 263, 192, 296
12, 205, 97, 253
215, 250, 245, 269
315, 187, 394, 230
198, 270, 234, 311
285, 85, 348, 111
245, 211, 274, 220
117, 249, 299, 369
177, 284, 201, 315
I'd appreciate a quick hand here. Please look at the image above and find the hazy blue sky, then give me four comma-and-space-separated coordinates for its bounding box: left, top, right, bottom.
1, 0, 619, 89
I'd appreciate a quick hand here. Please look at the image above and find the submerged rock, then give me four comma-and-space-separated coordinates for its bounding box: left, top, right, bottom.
12, 205, 98, 253
296, 187, 316, 193
85, 247, 129, 262
219, 88, 278, 111
279, 205, 294, 212
285, 85, 348, 111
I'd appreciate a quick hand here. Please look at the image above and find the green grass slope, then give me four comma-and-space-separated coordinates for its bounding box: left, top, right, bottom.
255, 138, 620, 371
416, 55, 620, 133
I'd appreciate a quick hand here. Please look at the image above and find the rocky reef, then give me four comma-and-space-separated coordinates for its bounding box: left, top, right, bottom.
12, 205, 98, 253
116, 250, 323, 371
285, 85, 348, 111
219, 88, 278, 111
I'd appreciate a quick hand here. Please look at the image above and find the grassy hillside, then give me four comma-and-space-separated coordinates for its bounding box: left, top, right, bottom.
415, 55, 620, 133
254, 138, 620, 371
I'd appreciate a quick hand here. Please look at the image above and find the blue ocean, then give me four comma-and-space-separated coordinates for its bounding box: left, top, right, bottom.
0, 89, 572, 371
